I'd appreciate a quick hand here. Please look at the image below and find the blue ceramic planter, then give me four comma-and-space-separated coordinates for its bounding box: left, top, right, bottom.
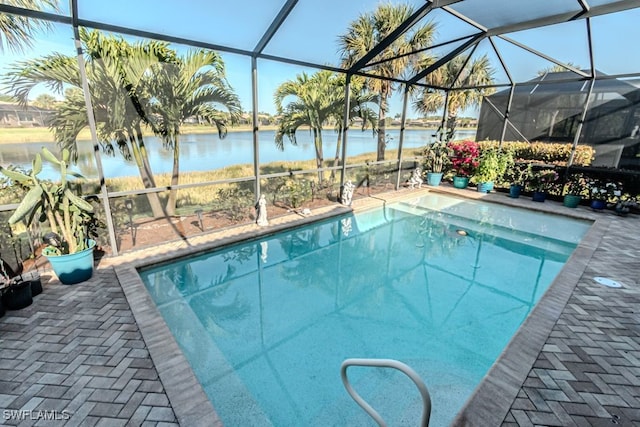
45, 240, 96, 285
426, 172, 443, 186
509, 184, 522, 198
563, 194, 581, 208
590, 199, 606, 211
477, 181, 493, 193
453, 176, 469, 189
532, 191, 546, 202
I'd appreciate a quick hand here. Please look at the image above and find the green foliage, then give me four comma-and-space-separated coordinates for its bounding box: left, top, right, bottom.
0, 147, 95, 255
528, 169, 559, 193
563, 173, 589, 197
275, 177, 312, 209
474, 148, 511, 183
505, 162, 532, 186
215, 187, 254, 221
0, 165, 29, 204
477, 141, 594, 166
422, 141, 452, 173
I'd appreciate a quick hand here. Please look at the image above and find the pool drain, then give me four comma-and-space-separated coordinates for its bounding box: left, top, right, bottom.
593, 277, 623, 288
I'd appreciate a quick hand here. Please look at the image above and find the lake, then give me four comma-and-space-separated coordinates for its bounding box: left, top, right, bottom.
0, 129, 476, 179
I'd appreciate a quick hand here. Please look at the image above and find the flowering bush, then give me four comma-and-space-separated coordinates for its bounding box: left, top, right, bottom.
588, 178, 622, 202
563, 173, 589, 196
529, 169, 559, 193
448, 140, 480, 177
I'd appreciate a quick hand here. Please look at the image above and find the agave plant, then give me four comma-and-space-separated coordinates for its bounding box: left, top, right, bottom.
0, 147, 95, 255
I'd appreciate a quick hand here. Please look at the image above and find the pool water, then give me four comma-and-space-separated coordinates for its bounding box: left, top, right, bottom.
140, 194, 590, 426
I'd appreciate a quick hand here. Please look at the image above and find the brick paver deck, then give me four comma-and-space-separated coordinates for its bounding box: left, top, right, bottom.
1, 187, 638, 426
0, 270, 178, 426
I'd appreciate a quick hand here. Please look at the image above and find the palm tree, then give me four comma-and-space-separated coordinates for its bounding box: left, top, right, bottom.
537, 62, 581, 76
413, 54, 495, 140
3, 29, 174, 218
0, 0, 58, 53
145, 50, 242, 216
339, 3, 436, 161
275, 70, 341, 183
329, 75, 378, 180
274, 70, 377, 183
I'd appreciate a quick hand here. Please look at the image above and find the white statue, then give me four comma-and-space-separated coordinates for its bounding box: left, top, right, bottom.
409, 167, 423, 189
341, 180, 355, 206
256, 194, 268, 226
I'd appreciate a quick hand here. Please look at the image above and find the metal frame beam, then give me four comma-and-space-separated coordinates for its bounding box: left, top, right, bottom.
498, 35, 589, 78
395, 84, 410, 190
408, 33, 485, 85
253, 0, 298, 55
346, 0, 463, 74
484, 0, 640, 36
0, 3, 70, 24
69, 0, 119, 255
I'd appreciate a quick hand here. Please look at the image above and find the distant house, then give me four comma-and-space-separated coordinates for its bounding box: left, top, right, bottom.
476, 71, 640, 169
0, 101, 54, 128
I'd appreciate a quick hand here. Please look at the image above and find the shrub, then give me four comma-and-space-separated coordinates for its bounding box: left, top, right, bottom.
528, 169, 560, 193
477, 141, 594, 166
448, 140, 480, 177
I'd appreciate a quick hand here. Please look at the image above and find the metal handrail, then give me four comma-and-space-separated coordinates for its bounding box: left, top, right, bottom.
340, 358, 431, 427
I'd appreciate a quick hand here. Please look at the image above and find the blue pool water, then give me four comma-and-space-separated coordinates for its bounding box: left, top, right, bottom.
139, 194, 590, 426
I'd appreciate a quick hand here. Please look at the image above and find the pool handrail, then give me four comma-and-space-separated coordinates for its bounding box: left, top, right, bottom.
340, 358, 432, 427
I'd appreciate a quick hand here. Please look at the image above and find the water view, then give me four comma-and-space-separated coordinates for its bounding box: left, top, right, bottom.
0, 129, 476, 180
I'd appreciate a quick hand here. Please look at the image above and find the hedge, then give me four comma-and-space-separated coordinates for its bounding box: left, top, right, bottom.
477, 140, 594, 166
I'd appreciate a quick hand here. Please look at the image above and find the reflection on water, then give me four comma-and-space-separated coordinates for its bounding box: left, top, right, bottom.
0, 129, 476, 179
140, 198, 580, 427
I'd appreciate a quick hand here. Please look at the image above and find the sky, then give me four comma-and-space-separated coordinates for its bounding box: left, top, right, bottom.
1, 0, 638, 118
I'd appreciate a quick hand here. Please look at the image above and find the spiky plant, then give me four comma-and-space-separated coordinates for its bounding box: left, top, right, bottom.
0, 147, 95, 255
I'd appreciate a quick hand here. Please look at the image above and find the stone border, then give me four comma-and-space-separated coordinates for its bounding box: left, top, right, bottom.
112, 204, 352, 426
116, 265, 222, 427
111, 188, 606, 426
446, 192, 610, 426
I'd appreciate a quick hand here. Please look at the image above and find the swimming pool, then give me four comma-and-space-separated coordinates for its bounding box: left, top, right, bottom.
139, 194, 591, 426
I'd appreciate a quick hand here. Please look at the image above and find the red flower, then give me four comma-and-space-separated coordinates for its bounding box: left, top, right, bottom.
448, 140, 480, 177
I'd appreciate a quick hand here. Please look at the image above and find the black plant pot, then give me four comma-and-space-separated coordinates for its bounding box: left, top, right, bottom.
21, 271, 42, 297
31, 278, 43, 297
2, 280, 33, 310
0, 297, 5, 318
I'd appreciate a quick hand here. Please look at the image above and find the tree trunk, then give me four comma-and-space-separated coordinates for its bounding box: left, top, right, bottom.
135, 124, 157, 188
314, 128, 324, 183
377, 86, 389, 161
129, 131, 164, 218
166, 132, 180, 216
331, 128, 343, 181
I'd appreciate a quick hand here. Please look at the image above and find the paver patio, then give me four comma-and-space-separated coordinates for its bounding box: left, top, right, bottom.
1, 187, 638, 426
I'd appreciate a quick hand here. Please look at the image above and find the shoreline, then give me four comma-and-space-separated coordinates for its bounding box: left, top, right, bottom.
0, 124, 477, 144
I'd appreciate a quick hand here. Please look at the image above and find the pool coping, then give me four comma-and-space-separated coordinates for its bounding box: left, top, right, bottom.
110, 188, 606, 426
111, 204, 352, 427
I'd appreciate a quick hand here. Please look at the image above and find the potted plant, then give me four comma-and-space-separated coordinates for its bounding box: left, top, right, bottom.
473, 148, 511, 193
587, 178, 621, 211
0, 148, 98, 285
562, 173, 588, 208
422, 141, 452, 186
506, 162, 531, 198
448, 140, 479, 189
528, 168, 559, 202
